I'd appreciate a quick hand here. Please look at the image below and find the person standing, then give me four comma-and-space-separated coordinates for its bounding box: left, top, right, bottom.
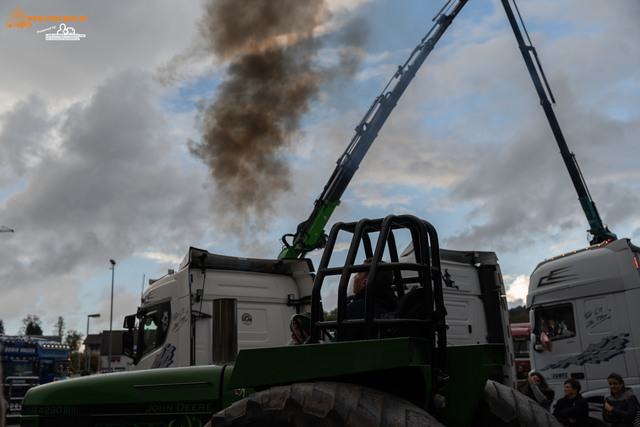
517, 365, 527, 380
603, 373, 638, 427
521, 371, 555, 411
553, 379, 589, 427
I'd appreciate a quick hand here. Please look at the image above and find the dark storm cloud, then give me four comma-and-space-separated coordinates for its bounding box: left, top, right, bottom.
0, 69, 210, 322
443, 85, 640, 252
0, 94, 56, 187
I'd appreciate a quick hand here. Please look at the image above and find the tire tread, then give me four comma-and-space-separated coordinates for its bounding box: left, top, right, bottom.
480, 380, 563, 427
211, 382, 444, 427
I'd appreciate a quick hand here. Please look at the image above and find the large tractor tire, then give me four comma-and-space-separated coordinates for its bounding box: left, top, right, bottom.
208, 381, 444, 427
473, 380, 563, 427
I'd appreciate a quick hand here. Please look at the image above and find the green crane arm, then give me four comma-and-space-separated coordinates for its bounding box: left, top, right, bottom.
278, 0, 470, 259
501, 0, 617, 245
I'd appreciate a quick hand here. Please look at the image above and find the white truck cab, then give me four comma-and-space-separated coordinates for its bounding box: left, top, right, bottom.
527, 238, 640, 423
123, 248, 314, 370
401, 244, 517, 388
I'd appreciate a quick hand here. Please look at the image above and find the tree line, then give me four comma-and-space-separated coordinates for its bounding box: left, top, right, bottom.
509, 306, 530, 324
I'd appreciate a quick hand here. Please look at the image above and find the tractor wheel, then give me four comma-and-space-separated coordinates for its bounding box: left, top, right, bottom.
208, 381, 444, 427
472, 380, 563, 427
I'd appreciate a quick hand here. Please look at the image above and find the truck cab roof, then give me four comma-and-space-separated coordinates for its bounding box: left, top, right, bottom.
178, 247, 314, 275
527, 238, 640, 307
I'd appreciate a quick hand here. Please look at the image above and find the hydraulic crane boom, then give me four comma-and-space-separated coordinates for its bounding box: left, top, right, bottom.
278, 0, 470, 259
501, 0, 617, 245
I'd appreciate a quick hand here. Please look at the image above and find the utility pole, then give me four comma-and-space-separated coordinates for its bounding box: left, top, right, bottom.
108, 259, 116, 372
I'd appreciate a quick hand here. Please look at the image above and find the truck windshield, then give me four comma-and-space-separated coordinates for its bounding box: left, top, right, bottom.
55, 361, 70, 378
1, 361, 35, 377
513, 338, 530, 358
142, 312, 158, 354
535, 304, 576, 342
139, 301, 171, 357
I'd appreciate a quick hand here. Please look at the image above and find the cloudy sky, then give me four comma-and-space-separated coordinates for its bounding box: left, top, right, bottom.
0, 0, 638, 339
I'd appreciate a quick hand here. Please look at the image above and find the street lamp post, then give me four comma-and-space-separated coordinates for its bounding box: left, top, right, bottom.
85, 314, 100, 372
109, 259, 116, 372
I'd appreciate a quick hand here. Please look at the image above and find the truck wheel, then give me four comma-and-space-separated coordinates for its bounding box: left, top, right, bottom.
473, 380, 563, 427
209, 381, 444, 427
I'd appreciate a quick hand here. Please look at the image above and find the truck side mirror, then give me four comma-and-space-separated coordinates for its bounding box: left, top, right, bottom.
122, 331, 135, 358
123, 314, 136, 330
531, 332, 543, 353
122, 314, 137, 359
529, 309, 535, 331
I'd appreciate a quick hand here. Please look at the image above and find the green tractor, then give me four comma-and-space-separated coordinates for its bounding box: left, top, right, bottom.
19, 215, 559, 427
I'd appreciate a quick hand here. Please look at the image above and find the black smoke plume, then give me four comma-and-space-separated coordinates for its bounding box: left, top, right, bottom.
188, 0, 330, 214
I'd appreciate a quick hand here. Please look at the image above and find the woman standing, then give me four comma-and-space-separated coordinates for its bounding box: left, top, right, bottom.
521, 371, 555, 411
603, 373, 638, 427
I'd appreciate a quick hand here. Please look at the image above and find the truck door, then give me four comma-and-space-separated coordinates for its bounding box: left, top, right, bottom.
575, 295, 628, 391
533, 303, 585, 389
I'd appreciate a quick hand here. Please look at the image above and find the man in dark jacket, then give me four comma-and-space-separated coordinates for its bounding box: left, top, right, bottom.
344, 258, 398, 341
553, 379, 589, 427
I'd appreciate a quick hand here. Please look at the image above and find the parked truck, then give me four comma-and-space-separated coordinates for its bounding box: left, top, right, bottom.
527, 239, 640, 424
19, 215, 559, 427
511, 323, 531, 390
1, 336, 70, 421
501, 0, 638, 424
122, 250, 315, 369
